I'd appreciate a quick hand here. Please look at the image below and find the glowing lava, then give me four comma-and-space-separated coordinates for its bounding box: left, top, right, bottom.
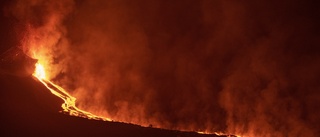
33, 62, 111, 121
32, 63, 240, 136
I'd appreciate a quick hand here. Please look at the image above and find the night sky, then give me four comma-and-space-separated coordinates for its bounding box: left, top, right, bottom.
1, 0, 320, 136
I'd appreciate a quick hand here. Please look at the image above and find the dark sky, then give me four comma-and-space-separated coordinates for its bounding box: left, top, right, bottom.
1, 0, 320, 136
0, 1, 16, 52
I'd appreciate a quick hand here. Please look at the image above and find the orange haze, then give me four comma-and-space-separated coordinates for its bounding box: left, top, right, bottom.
5, 0, 320, 136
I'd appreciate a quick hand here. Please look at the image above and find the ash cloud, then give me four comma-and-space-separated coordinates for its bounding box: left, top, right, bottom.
8, 0, 320, 136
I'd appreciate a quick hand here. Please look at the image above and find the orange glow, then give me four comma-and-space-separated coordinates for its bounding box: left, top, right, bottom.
33, 62, 111, 121
34, 63, 46, 79
17, 2, 239, 135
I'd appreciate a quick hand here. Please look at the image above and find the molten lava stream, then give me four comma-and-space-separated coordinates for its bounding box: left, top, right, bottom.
33, 62, 240, 137
33, 62, 111, 121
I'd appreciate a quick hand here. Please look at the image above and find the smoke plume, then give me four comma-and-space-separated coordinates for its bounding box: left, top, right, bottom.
7, 0, 320, 136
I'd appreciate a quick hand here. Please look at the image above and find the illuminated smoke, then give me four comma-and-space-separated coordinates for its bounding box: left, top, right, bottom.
7, 0, 320, 136
6, 0, 74, 79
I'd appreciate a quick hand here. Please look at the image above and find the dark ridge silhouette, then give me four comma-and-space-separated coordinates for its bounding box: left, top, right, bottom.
0, 46, 36, 77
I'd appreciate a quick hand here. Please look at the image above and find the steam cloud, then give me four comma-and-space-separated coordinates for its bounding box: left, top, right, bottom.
7, 0, 320, 136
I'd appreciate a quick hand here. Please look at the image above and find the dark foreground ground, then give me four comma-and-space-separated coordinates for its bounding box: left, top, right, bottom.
0, 74, 230, 137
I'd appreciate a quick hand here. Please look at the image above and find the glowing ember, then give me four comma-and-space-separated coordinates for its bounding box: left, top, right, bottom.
33, 62, 111, 121
197, 131, 241, 137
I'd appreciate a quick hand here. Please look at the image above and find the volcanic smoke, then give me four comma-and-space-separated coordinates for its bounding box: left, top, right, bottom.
5, 0, 320, 137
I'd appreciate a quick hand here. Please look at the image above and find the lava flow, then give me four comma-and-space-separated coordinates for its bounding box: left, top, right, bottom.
33, 62, 111, 121
32, 62, 238, 137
